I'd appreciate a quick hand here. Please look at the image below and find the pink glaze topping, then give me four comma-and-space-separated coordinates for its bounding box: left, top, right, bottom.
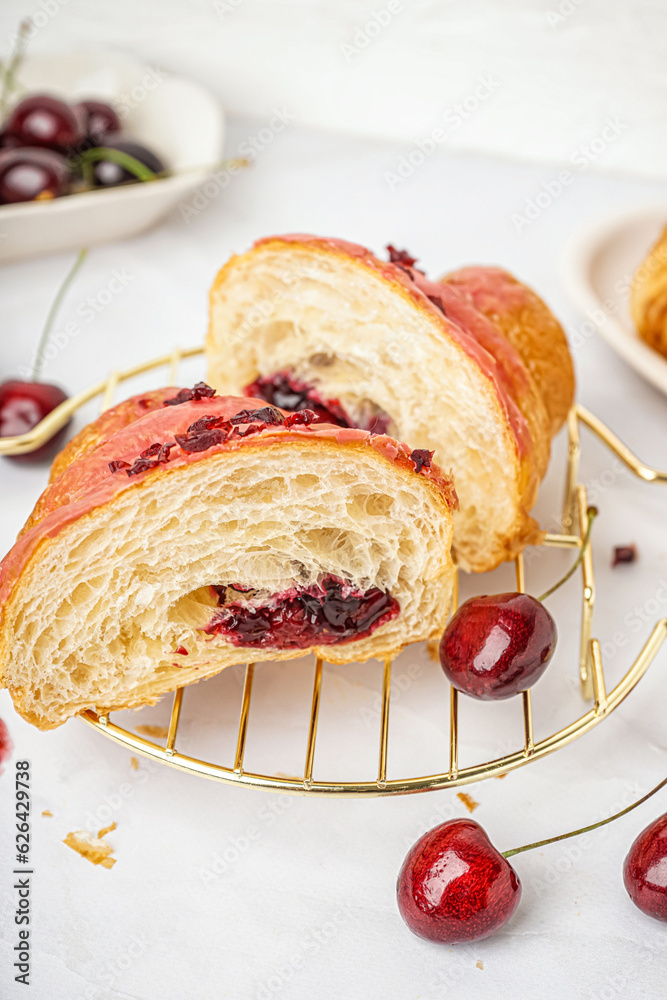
0, 392, 457, 613
254, 234, 532, 457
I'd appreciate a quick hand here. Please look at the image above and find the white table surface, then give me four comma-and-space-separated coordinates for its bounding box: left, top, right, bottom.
2, 119, 667, 1000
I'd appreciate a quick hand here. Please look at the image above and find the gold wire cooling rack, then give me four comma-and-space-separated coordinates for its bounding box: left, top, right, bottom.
2, 346, 667, 796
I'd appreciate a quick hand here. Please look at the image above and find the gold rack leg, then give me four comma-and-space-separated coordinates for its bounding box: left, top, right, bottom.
590, 640, 608, 715
577, 484, 595, 700
576, 405, 667, 485
562, 406, 581, 533
449, 687, 459, 780
166, 688, 184, 756
522, 689, 534, 756
451, 569, 459, 616
377, 656, 392, 787
100, 370, 120, 413
304, 658, 323, 786
234, 663, 255, 774
514, 552, 525, 594
168, 347, 182, 385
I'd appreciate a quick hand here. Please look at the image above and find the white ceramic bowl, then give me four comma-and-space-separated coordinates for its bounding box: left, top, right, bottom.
562, 203, 667, 396
0, 51, 225, 263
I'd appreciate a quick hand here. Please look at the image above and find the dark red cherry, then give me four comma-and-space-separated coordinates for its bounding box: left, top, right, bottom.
73, 100, 121, 144
0, 129, 22, 150
439, 593, 556, 700
4, 94, 84, 151
0, 380, 71, 462
0, 718, 13, 775
91, 139, 165, 187
0, 147, 70, 203
623, 813, 667, 921
397, 819, 521, 943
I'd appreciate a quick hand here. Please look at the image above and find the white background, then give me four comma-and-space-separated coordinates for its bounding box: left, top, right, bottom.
2, 4, 667, 999
4, 0, 667, 177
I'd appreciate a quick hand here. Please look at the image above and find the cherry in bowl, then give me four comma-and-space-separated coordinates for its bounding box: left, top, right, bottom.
90, 139, 165, 187
73, 100, 121, 145
4, 94, 83, 151
0, 147, 70, 204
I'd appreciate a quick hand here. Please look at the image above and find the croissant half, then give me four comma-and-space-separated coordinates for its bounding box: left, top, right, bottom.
0, 390, 457, 729
206, 235, 575, 572
631, 223, 667, 358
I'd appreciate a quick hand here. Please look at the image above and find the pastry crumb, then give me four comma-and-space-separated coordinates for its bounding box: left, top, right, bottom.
130, 756, 139, 770
97, 821, 117, 839
42, 809, 53, 817
494, 772, 508, 780
457, 792, 479, 813
63, 829, 116, 868
476, 959, 483, 970
135, 724, 168, 738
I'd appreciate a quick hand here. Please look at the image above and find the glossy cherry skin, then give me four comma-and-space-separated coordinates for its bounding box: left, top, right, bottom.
439, 592, 557, 700
0, 380, 71, 462
0, 147, 70, 204
397, 819, 521, 943
0, 718, 13, 775
623, 813, 667, 921
4, 94, 83, 151
91, 139, 164, 186
73, 100, 121, 144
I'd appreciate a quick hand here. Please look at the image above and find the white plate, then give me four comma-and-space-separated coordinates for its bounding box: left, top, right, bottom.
561, 203, 667, 395
0, 51, 225, 263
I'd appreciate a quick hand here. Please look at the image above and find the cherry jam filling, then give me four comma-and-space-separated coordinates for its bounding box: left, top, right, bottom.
246, 371, 391, 435
202, 575, 399, 649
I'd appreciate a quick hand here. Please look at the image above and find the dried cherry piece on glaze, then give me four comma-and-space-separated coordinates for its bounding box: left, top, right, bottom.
186, 415, 228, 435
386, 245, 419, 268
284, 409, 318, 427
108, 460, 131, 473
140, 442, 162, 459
410, 449, 433, 474
426, 294, 446, 314
229, 406, 285, 427
127, 457, 159, 476
190, 382, 217, 400
163, 382, 217, 406
174, 428, 226, 453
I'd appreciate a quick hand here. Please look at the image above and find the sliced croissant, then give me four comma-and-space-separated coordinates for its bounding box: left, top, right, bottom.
206, 235, 574, 572
0, 390, 457, 729
631, 223, 667, 357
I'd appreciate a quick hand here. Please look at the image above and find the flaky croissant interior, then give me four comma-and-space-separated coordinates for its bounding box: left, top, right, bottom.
207, 239, 572, 571
1, 432, 455, 729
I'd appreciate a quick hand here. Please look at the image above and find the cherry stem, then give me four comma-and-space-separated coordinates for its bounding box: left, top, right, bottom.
32, 248, 88, 382
0, 20, 30, 119
77, 153, 250, 190
79, 147, 158, 187
538, 506, 598, 602
503, 774, 667, 859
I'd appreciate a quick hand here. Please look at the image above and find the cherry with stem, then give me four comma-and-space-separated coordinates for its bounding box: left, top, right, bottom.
439, 507, 598, 700
1, 247, 87, 461
398, 773, 667, 944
